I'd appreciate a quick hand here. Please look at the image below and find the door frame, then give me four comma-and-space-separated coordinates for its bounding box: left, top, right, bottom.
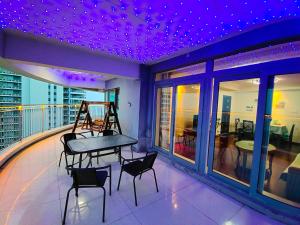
152, 74, 206, 171
207, 72, 263, 191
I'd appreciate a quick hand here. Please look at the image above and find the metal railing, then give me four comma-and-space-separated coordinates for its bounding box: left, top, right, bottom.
0, 103, 106, 151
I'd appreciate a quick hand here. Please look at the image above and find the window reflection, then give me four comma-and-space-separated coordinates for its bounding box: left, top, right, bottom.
260, 74, 300, 207
173, 84, 200, 163
213, 79, 259, 184
155, 87, 172, 150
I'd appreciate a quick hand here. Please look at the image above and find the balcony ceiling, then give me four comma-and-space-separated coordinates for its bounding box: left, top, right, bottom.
0, 0, 299, 64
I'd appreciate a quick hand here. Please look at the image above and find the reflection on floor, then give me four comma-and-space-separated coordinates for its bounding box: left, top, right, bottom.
0, 131, 284, 225
213, 134, 300, 200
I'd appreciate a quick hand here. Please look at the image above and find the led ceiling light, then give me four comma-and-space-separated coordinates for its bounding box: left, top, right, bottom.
0, 0, 299, 63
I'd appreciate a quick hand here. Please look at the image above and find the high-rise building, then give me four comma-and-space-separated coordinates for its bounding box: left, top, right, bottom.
0, 67, 104, 150
63, 88, 86, 125
0, 68, 22, 149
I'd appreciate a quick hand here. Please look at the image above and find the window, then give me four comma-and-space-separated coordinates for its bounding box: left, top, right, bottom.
173, 84, 200, 163
155, 87, 173, 151
156, 63, 206, 81
214, 41, 300, 71
259, 73, 300, 207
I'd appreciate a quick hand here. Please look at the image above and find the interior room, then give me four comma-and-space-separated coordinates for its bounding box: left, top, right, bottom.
0, 1, 300, 225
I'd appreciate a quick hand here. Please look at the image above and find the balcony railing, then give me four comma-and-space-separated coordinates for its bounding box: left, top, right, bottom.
0, 103, 106, 150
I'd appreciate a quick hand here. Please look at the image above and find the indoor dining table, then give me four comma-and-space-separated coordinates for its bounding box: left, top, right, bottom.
68, 134, 138, 168
235, 140, 276, 180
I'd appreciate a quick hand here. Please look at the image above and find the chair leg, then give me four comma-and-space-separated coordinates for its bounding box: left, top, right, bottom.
133, 176, 138, 206
109, 166, 112, 196
62, 187, 73, 225
101, 187, 106, 223
58, 151, 64, 167
117, 170, 123, 191
64, 152, 69, 175
97, 152, 99, 164
152, 169, 159, 192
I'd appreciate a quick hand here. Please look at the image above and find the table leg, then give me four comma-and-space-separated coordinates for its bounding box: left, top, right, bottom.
118, 147, 121, 164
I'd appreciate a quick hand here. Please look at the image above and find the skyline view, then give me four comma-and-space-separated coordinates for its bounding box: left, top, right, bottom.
0, 67, 105, 150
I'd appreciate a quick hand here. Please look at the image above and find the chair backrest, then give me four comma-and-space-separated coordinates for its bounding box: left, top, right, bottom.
219, 134, 229, 148
103, 129, 114, 136
61, 133, 77, 154
235, 118, 240, 133
72, 168, 107, 187
289, 124, 295, 144
243, 120, 254, 133
142, 152, 158, 171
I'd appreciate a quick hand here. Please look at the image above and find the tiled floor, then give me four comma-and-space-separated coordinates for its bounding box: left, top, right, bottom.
0, 132, 284, 225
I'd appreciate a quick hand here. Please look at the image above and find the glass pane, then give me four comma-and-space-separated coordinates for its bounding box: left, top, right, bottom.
173, 84, 200, 163
156, 63, 206, 81
155, 87, 173, 150
213, 79, 259, 185
259, 74, 300, 207
214, 41, 300, 71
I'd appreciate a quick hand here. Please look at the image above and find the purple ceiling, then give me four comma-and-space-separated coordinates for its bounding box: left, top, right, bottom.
0, 0, 299, 63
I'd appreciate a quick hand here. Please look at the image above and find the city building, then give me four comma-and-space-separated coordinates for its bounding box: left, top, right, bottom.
0, 67, 22, 149
63, 87, 86, 125
0, 68, 105, 150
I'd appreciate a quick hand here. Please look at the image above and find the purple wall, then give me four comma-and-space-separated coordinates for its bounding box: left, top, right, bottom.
0, 30, 4, 57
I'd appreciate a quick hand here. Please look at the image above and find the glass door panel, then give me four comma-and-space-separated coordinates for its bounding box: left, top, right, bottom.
173, 84, 200, 163
259, 74, 300, 207
155, 87, 173, 151
212, 79, 259, 184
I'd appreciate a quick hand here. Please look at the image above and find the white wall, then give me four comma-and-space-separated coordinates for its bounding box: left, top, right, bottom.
218, 88, 300, 143
105, 78, 141, 139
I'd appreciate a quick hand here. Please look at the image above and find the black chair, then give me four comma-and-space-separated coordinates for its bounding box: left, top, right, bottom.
59, 133, 86, 174
117, 152, 159, 206
270, 124, 295, 150
235, 118, 242, 138
288, 124, 295, 150
220, 121, 229, 134
242, 120, 254, 140
62, 165, 111, 224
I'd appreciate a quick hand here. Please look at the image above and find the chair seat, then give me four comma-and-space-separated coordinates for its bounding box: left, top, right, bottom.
123, 160, 143, 176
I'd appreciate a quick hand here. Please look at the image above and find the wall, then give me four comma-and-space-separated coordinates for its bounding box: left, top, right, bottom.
218, 88, 300, 143
105, 78, 141, 139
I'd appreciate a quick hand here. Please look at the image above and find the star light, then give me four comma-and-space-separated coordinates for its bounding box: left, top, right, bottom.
0, 0, 299, 63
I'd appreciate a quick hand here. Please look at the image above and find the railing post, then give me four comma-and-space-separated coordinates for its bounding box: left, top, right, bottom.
17, 105, 23, 141
41, 105, 45, 132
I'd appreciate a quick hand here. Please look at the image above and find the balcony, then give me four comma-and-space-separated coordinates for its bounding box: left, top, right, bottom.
0, 129, 284, 225
0, 2, 300, 224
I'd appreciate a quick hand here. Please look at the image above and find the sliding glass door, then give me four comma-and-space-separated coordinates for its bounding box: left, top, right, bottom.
173, 83, 201, 163
259, 73, 300, 207
154, 77, 204, 167
210, 77, 260, 185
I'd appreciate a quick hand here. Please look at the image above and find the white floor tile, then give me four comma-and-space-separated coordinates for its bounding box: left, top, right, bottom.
0, 131, 286, 225
133, 193, 217, 225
